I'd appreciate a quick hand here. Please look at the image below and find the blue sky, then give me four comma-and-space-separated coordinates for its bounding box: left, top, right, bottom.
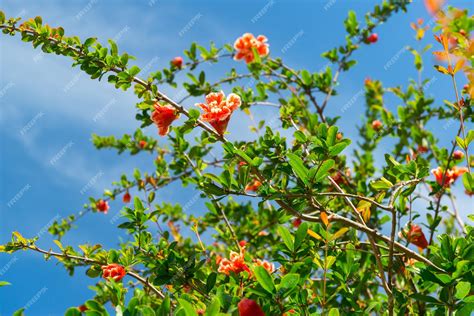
0, 0, 472, 314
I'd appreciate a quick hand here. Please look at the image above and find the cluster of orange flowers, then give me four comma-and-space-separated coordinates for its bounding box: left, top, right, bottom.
151, 33, 270, 137
431, 166, 468, 187
216, 245, 274, 276
233, 33, 269, 64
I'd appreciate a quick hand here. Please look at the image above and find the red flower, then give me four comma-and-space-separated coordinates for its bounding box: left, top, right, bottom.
366, 33, 378, 44
151, 103, 179, 136
238, 298, 265, 316
171, 56, 183, 69
245, 179, 262, 192
101, 263, 126, 282
239, 240, 247, 247
453, 150, 464, 160
431, 166, 468, 187
196, 91, 241, 135
123, 191, 131, 204
254, 259, 275, 274
292, 218, 302, 228
417, 145, 429, 154
371, 120, 382, 131
234, 33, 269, 64
138, 140, 147, 149
399, 224, 428, 249
78, 305, 88, 312
96, 200, 109, 214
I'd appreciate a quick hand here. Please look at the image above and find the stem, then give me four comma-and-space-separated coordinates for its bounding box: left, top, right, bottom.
24, 245, 167, 299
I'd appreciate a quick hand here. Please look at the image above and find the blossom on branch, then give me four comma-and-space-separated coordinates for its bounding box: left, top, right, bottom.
196, 91, 241, 135
101, 263, 126, 282
254, 259, 275, 274
96, 199, 109, 213
151, 103, 179, 136
217, 248, 250, 275
234, 33, 269, 64
399, 224, 428, 249
431, 166, 468, 187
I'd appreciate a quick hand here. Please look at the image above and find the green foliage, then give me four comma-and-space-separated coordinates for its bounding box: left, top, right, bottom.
0, 2, 473, 315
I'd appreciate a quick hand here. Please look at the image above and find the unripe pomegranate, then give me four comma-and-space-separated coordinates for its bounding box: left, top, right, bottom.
123, 191, 131, 203
171, 56, 183, 68
453, 150, 464, 160
371, 120, 382, 131
366, 33, 378, 44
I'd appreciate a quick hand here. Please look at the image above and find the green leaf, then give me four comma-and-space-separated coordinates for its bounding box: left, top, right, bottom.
278, 226, 294, 252
65, 308, 81, 316
301, 70, 312, 86
294, 222, 308, 249
177, 299, 198, 316
134, 196, 145, 211
157, 296, 171, 316
254, 266, 275, 294
371, 177, 393, 190
328, 140, 350, 156
206, 272, 217, 293
327, 126, 338, 146
314, 159, 335, 182
455, 281, 471, 300
287, 153, 309, 185
129, 66, 141, 77
205, 297, 221, 316
0, 281, 11, 287
278, 273, 300, 291
434, 273, 452, 284
409, 293, 442, 305
328, 308, 340, 316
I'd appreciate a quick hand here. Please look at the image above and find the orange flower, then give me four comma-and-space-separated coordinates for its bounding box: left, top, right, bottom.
424, 0, 445, 16
101, 263, 126, 282
196, 91, 241, 135
151, 103, 179, 136
234, 33, 269, 64
254, 259, 275, 274
96, 200, 109, 214
245, 179, 262, 192
217, 248, 250, 275
431, 166, 468, 187
399, 224, 428, 249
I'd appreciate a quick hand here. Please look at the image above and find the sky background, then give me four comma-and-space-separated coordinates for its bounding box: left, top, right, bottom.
0, 0, 473, 314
